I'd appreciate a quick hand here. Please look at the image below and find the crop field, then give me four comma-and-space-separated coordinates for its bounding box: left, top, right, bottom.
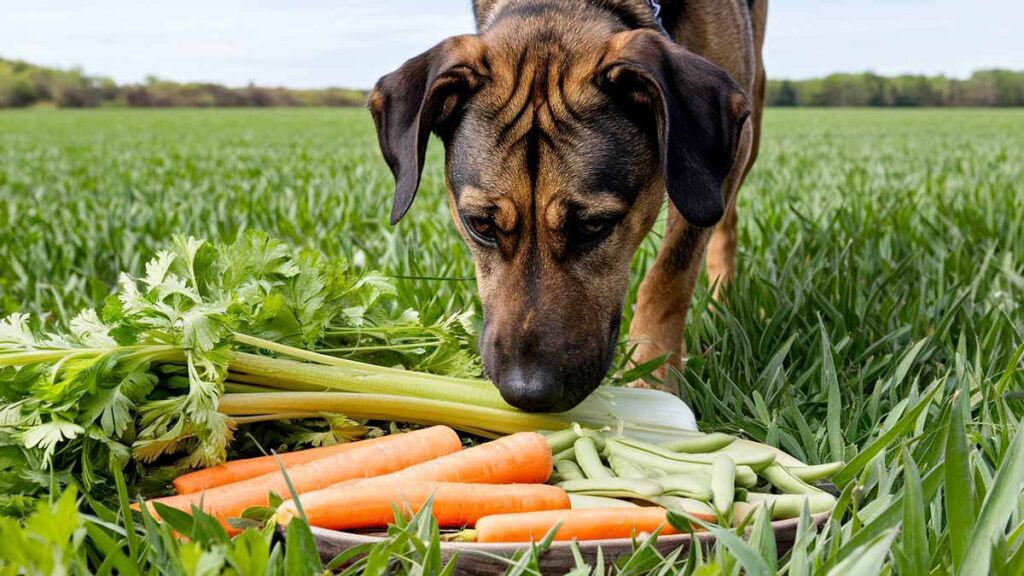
0, 107, 1023, 574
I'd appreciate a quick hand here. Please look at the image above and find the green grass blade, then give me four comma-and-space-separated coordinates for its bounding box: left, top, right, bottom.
957, 418, 1024, 576
284, 519, 321, 576
830, 464, 942, 566
669, 511, 771, 576
832, 380, 942, 486
821, 321, 844, 462
900, 448, 929, 575
946, 391, 976, 571
826, 528, 898, 576
110, 462, 140, 564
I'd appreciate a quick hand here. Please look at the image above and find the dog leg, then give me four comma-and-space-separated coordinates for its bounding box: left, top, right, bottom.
707, 58, 765, 301
627, 209, 713, 391
628, 120, 754, 392
705, 200, 738, 299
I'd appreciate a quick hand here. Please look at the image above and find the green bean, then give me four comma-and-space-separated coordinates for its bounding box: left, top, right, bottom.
785, 461, 844, 483
558, 478, 663, 499
568, 494, 639, 509
608, 439, 757, 486
707, 447, 777, 472
730, 438, 808, 467
544, 428, 581, 454
761, 463, 825, 494
710, 455, 736, 514
555, 459, 586, 482
615, 437, 775, 469
577, 429, 607, 451
656, 475, 712, 501
607, 455, 646, 479
662, 432, 736, 453
655, 495, 716, 518
553, 447, 577, 462
574, 437, 613, 479
735, 466, 758, 488
744, 492, 836, 520
606, 439, 710, 474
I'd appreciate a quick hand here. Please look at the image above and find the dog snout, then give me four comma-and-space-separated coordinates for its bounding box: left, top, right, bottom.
481, 313, 620, 413
493, 361, 565, 412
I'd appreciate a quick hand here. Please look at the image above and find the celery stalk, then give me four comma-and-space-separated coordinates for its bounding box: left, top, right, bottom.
217, 392, 566, 435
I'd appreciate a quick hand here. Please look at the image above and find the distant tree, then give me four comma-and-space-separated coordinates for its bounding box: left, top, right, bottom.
774, 80, 798, 106
2, 56, 1021, 109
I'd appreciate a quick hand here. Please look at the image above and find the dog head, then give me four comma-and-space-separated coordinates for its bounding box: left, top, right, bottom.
369, 16, 749, 412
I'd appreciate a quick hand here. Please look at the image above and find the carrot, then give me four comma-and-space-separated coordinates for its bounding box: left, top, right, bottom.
275, 482, 570, 529
141, 425, 461, 526
173, 440, 381, 494
337, 431, 552, 487
475, 507, 682, 542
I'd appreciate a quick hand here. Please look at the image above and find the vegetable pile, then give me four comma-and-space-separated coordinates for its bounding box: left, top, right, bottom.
139, 425, 840, 544
0, 232, 695, 508
0, 230, 839, 549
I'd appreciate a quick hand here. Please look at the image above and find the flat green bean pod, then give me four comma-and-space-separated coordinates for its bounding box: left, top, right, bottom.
554, 459, 585, 482
657, 475, 712, 501
544, 428, 581, 454
558, 477, 663, 499
574, 437, 613, 479
745, 492, 836, 519
710, 454, 736, 514
785, 461, 844, 483
568, 494, 639, 509
661, 432, 736, 453
761, 463, 825, 494
615, 437, 775, 469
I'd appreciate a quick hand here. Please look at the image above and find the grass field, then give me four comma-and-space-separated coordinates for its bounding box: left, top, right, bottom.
1, 107, 1023, 574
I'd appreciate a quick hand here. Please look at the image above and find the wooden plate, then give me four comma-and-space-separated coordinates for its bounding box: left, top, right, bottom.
313, 511, 831, 575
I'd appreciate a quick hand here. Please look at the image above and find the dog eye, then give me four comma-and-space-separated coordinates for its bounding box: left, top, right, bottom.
463, 214, 498, 246
575, 218, 616, 242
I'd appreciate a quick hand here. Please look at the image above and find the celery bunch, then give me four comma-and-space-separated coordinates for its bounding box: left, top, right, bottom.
0, 232, 477, 492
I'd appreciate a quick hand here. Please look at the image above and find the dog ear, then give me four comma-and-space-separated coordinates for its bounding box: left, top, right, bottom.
368, 36, 487, 225
598, 30, 749, 227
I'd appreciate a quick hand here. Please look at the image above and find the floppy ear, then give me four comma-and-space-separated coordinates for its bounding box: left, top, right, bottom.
598, 30, 750, 227
368, 36, 488, 225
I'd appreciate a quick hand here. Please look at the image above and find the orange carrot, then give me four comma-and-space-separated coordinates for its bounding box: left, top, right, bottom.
475, 507, 694, 542
336, 431, 552, 488
142, 426, 462, 527
275, 482, 570, 529
173, 440, 381, 494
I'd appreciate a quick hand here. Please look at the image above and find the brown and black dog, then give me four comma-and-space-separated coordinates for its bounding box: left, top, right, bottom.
369, 0, 767, 412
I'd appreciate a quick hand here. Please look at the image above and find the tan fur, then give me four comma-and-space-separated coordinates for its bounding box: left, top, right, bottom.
625, 0, 767, 390
471, 0, 767, 393
377, 0, 767, 404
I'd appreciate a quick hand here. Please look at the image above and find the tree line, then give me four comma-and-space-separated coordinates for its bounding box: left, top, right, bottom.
766, 70, 1024, 107
0, 58, 365, 108
3, 57, 1023, 109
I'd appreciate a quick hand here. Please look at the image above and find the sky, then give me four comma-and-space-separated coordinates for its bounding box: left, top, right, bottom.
1, 0, 1021, 89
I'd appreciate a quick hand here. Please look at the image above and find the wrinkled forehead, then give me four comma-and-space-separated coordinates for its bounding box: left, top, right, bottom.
447, 28, 655, 214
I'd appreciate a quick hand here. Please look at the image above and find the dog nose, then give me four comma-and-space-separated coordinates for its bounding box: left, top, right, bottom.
495, 363, 565, 412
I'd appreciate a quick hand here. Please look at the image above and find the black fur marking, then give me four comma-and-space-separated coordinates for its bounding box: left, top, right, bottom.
495, 76, 536, 145
493, 50, 529, 120
666, 225, 707, 271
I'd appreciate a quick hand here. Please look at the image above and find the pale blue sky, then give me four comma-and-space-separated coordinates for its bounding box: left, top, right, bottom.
2, 0, 1020, 89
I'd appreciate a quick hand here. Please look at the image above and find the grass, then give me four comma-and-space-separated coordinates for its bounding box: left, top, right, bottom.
1, 106, 1023, 573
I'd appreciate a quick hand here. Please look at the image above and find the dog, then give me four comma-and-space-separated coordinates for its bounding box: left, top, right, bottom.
369, 0, 767, 412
